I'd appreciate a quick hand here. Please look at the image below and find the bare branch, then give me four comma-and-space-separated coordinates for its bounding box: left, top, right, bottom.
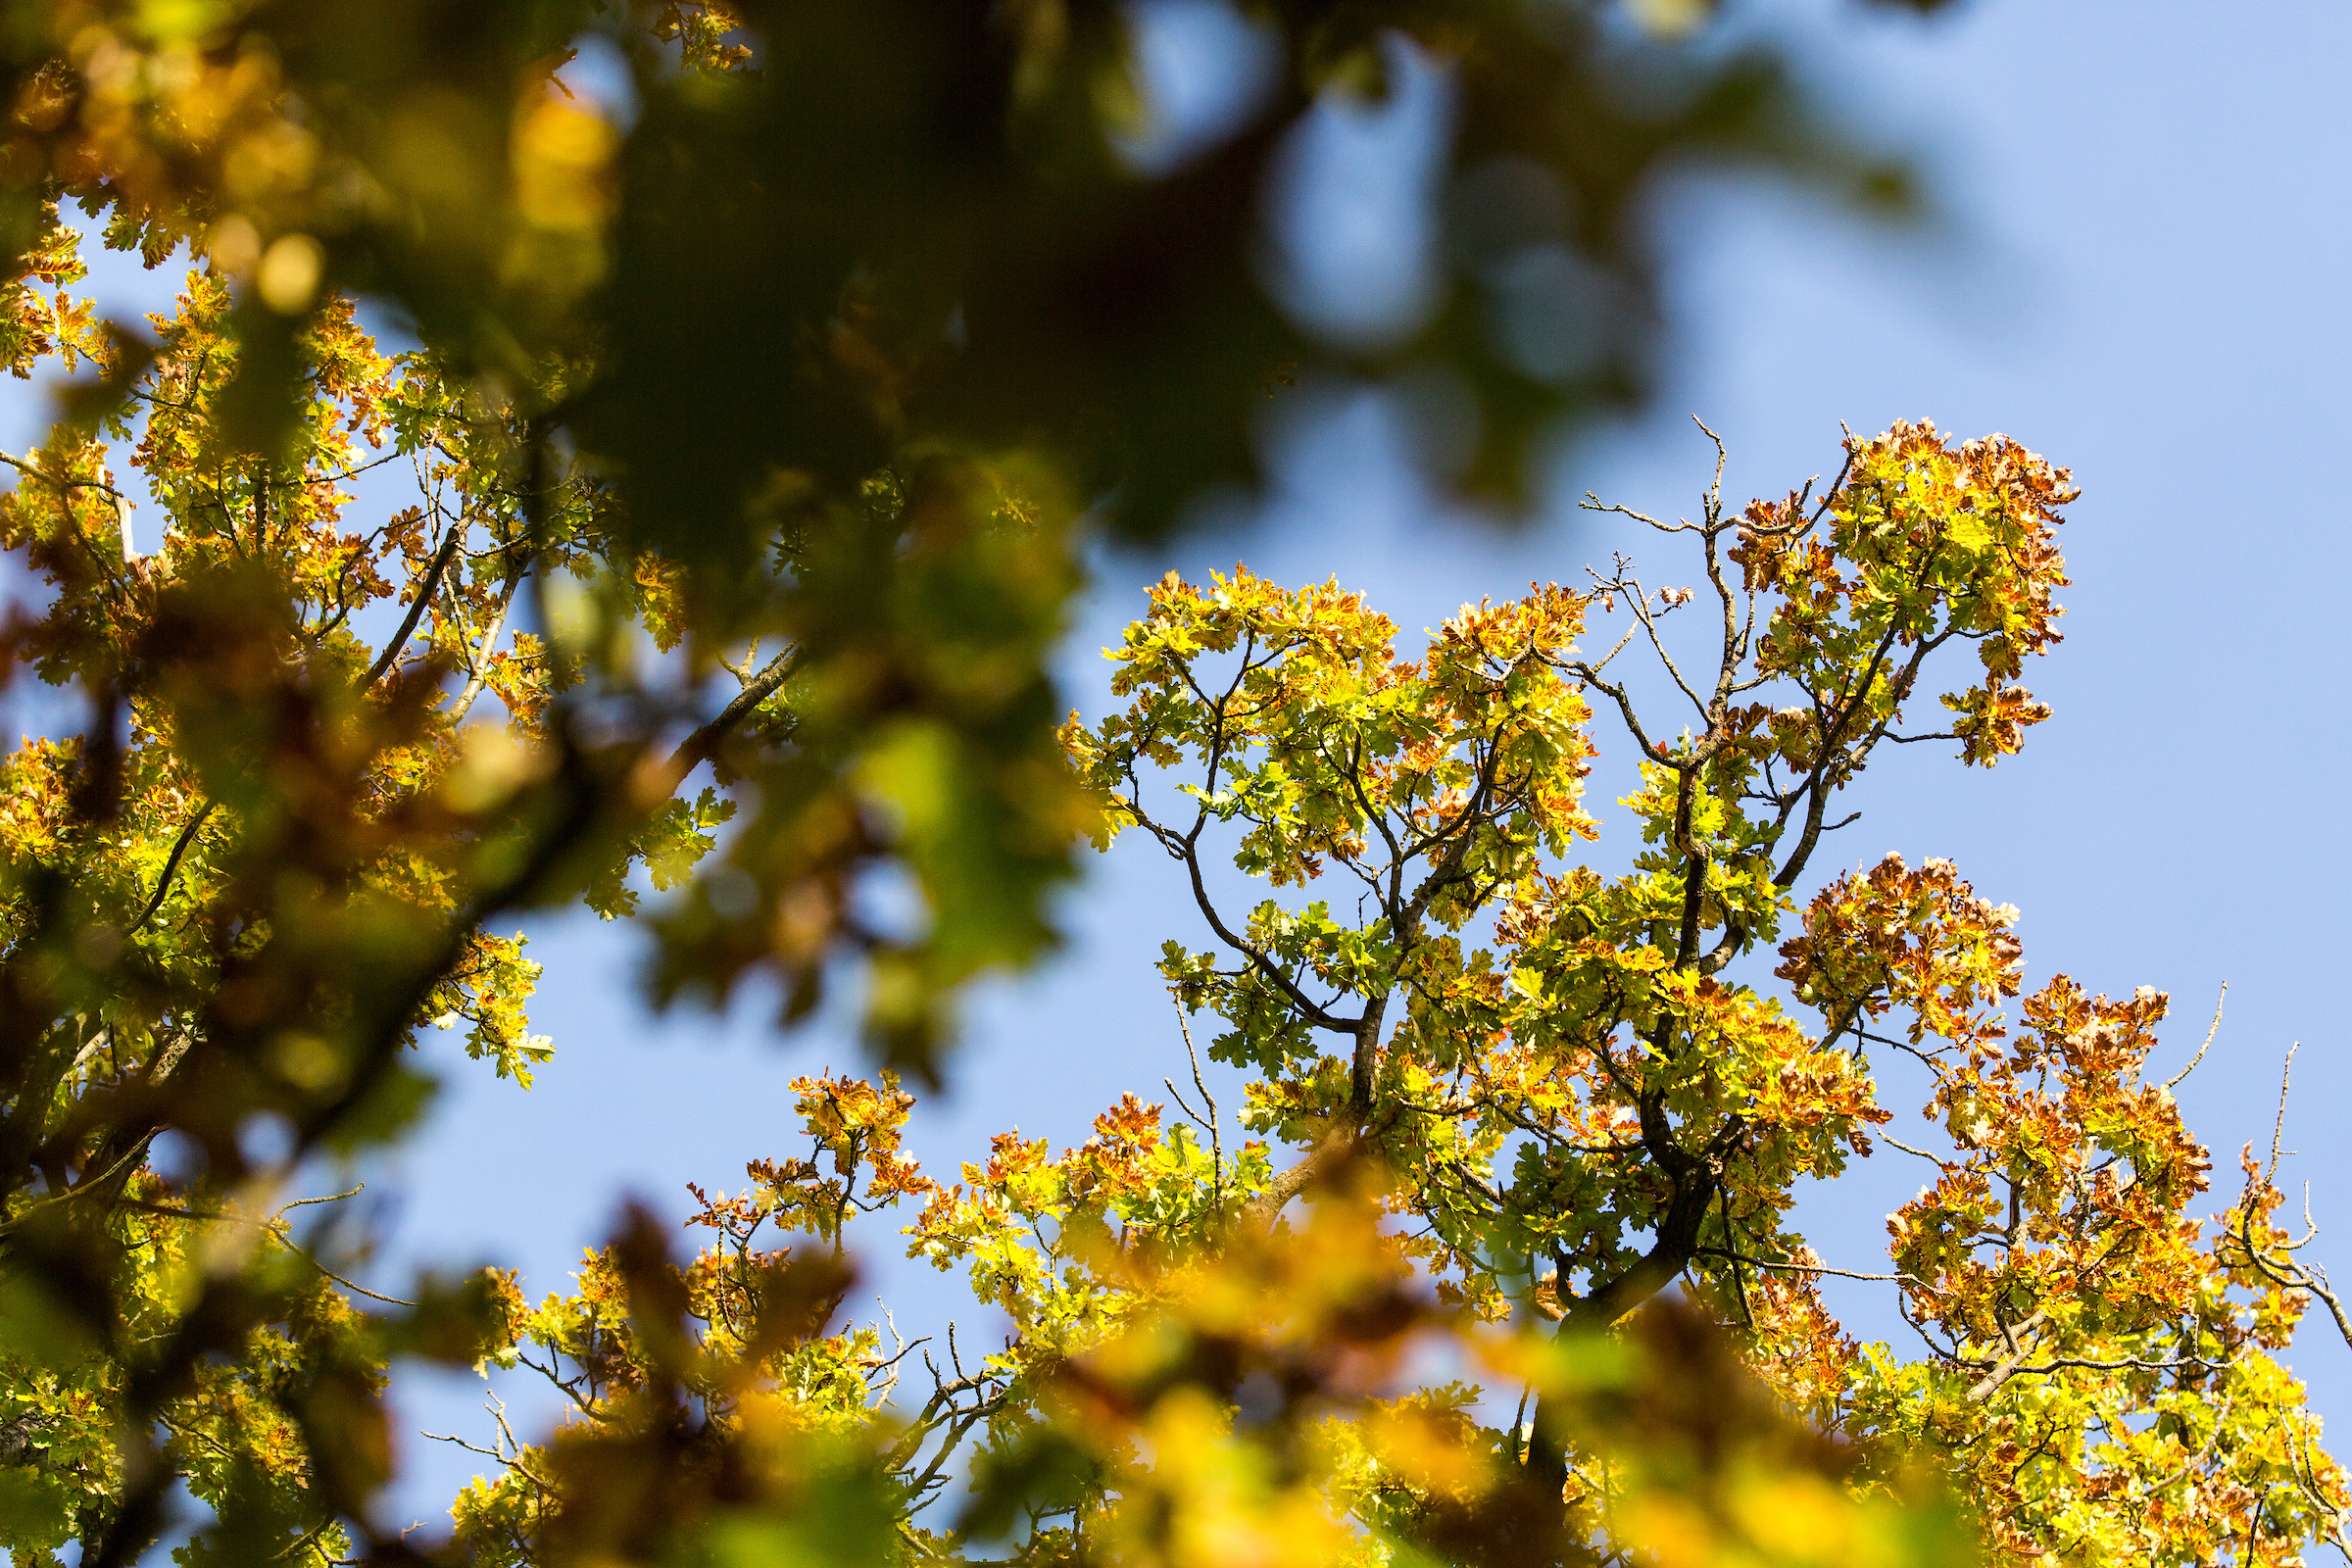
2268, 1041, 2298, 1186
2163, 982, 2226, 1092
364, 523, 466, 687
125, 802, 217, 936
1694, 1246, 1912, 1285
1173, 1002, 1221, 1202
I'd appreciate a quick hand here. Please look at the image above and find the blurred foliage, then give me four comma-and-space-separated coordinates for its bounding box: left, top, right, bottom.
0, 0, 1967, 1073
37, 0, 2325, 1562
0, 0, 1942, 544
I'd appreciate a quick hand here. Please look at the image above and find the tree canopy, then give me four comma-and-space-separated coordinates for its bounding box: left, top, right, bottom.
9, 1, 2348, 1566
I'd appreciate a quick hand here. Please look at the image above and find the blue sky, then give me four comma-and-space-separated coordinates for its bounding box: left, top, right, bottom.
11, 0, 2352, 1536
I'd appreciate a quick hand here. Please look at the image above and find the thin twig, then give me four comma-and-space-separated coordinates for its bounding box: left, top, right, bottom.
2267, 1042, 2299, 1185
1696, 1246, 1912, 1284
2163, 982, 2226, 1091
1174, 1001, 1221, 1203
